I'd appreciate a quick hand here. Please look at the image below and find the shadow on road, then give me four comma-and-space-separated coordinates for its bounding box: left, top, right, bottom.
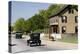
14, 44, 46, 53
29, 44, 46, 47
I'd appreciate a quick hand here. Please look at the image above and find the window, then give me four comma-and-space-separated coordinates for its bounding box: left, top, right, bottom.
75, 26, 78, 33
62, 26, 66, 33
68, 9, 71, 14
68, 9, 74, 14
61, 16, 67, 23
75, 16, 78, 23
72, 10, 74, 14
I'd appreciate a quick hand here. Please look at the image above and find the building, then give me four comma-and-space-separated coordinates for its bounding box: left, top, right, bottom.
49, 5, 78, 39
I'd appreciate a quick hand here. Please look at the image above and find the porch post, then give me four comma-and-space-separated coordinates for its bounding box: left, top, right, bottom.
49, 26, 51, 39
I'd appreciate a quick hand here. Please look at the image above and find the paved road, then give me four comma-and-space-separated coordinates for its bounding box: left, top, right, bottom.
11, 35, 78, 53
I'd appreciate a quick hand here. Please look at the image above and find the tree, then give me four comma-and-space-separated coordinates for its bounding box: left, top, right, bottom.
14, 18, 26, 32
39, 10, 50, 28
25, 18, 32, 32
30, 14, 45, 31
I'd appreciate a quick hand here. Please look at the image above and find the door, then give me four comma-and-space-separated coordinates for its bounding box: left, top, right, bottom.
52, 25, 58, 33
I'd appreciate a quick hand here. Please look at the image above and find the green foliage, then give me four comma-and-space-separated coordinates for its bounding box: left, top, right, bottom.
14, 18, 26, 32
59, 35, 78, 44
33, 29, 44, 33
28, 14, 45, 31
39, 10, 50, 28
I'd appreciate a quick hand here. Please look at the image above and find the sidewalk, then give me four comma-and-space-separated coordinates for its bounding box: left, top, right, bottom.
43, 40, 78, 49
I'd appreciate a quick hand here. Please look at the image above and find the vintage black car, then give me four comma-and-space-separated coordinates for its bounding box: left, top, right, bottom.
27, 33, 41, 46
15, 31, 23, 39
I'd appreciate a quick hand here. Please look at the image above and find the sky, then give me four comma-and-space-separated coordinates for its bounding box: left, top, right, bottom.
11, 1, 52, 24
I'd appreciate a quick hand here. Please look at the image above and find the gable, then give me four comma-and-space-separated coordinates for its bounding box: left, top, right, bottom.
49, 5, 78, 18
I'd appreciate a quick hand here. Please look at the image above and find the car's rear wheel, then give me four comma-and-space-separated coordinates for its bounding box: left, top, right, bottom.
39, 42, 41, 45
39, 40, 41, 45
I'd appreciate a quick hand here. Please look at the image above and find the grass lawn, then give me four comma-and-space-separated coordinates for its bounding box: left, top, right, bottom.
58, 35, 78, 44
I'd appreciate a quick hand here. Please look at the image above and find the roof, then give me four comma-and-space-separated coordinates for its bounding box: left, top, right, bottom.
49, 5, 76, 18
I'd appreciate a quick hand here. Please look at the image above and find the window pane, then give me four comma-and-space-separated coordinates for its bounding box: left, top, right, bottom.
75, 26, 78, 33
62, 26, 66, 33
61, 16, 67, 23
75, 16, 78, 23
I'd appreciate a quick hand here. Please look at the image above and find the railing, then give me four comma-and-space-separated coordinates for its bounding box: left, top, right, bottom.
50, 23, 58, 25
49, 18, 58, 25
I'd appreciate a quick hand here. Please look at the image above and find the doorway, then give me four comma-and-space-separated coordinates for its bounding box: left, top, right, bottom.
52, 25, 58, 33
